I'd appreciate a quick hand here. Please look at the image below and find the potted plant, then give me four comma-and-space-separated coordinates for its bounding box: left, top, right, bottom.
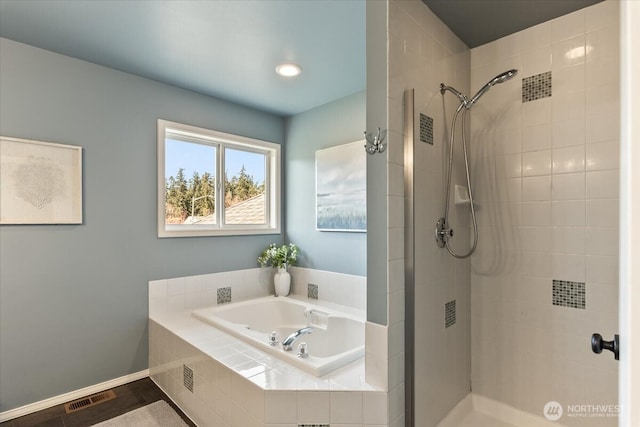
258, 243, 298, 296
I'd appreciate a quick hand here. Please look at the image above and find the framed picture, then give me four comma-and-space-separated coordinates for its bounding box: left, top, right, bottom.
315, 140, 366, 232
0, 136, 83, 224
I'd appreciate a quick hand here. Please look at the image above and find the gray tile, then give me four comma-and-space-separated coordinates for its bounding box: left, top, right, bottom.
183, 364, 194, 393
217, 286, 231, 304
420, 113, 434, 145
552, 279, 585, 309
445, 300, 456, 328
308, 283, 318, 300
522, 71, 552, 102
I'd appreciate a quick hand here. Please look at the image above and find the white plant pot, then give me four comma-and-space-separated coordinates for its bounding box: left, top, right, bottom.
274, 267, 291, 297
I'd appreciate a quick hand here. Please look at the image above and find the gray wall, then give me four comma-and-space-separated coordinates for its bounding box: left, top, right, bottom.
365, 0, 388, 325
0, 38, 284, 412
284, 91, 366, 276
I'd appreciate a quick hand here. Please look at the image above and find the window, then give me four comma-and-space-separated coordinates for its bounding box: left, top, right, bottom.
157, 120, 280, 237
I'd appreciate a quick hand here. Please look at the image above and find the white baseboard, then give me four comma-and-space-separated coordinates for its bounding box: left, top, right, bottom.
0, 369, 149, 423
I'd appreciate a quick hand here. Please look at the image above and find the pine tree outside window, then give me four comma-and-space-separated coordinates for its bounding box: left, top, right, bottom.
157, 120, 281, 237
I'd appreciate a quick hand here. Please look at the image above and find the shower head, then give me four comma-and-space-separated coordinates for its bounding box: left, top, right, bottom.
467, 69, 518, 108
490, 68, 518, 86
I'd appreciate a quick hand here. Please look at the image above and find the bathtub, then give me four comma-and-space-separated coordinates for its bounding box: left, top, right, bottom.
191, 296, 365, 376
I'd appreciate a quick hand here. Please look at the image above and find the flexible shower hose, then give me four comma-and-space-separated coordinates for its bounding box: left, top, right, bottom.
442, 104, 479, 259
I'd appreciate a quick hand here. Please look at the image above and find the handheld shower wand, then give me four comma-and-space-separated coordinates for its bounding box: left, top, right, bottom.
467, 69, 518, 107
436, 69, 518, 259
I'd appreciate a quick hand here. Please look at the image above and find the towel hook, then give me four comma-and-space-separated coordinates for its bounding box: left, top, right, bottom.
364, 127, 387, 154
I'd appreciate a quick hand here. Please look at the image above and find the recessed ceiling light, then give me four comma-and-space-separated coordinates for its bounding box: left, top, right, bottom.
275, 63, 302, 77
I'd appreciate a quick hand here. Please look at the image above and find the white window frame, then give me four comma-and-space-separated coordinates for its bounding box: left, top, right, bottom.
157, 119, 281, 238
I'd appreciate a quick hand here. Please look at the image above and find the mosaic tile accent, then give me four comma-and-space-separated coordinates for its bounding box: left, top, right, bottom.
553, 280, 585, 309
308, 283, 318, 300
183, 364, 194, 393
298, 425, 330, 427
445, 300, 456, 328
522, 71, 552, 102
420, 113, 434, 145
217, 286, 231, 304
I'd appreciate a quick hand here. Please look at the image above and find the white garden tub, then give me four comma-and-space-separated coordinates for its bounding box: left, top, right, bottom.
192, 296, 365, 376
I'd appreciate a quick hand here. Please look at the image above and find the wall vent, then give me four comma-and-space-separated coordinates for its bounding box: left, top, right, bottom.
64, 390, 116, 414
552, 279, 585, 309
183, 364, 194, 393
445, 300, 456, 328
420, 113, 434, 145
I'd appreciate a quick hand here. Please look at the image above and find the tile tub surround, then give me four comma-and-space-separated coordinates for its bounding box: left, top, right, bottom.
149, 275, 384, 426
149, 267, 367, 317
289, 266, 367, 311
149, 268, 274, 316
149, 311, 386, 427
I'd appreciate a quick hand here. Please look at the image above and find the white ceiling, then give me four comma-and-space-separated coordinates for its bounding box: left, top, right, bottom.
0, 0, 366, 117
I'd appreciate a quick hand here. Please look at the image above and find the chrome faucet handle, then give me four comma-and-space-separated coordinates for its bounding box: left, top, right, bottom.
268, 331, 279, 346
297, 342, 309, 358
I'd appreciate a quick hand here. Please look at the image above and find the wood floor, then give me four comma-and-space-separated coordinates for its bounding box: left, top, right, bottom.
1, 378, 196, 427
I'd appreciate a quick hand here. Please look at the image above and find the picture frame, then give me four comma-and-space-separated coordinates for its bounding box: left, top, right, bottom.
315, 140, 366, 232
0, 136, 83, 224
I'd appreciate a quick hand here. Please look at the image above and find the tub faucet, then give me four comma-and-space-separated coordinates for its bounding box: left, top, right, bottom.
282, 327, 313, 351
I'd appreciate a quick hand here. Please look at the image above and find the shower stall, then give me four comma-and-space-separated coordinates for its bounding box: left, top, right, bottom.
383, 1, 622, 426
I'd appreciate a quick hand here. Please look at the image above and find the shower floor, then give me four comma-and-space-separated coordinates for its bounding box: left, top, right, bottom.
453, 411, 518, 427
437, 393, 566, 427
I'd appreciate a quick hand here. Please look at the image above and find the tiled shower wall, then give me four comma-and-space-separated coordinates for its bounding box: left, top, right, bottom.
387, 1, 472, 426
469, 1, 620, 425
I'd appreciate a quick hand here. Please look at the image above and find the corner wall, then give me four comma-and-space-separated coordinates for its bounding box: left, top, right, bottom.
284, 91, 366, 277
0, 38, 284, 412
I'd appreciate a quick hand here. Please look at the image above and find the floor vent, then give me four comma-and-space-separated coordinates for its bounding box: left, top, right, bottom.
64, 390, 116, 414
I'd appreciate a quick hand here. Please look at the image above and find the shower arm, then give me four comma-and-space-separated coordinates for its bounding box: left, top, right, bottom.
440, 84, 468, 106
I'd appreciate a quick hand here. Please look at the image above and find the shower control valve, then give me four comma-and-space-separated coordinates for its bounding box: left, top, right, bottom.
435, 218, 453, 248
